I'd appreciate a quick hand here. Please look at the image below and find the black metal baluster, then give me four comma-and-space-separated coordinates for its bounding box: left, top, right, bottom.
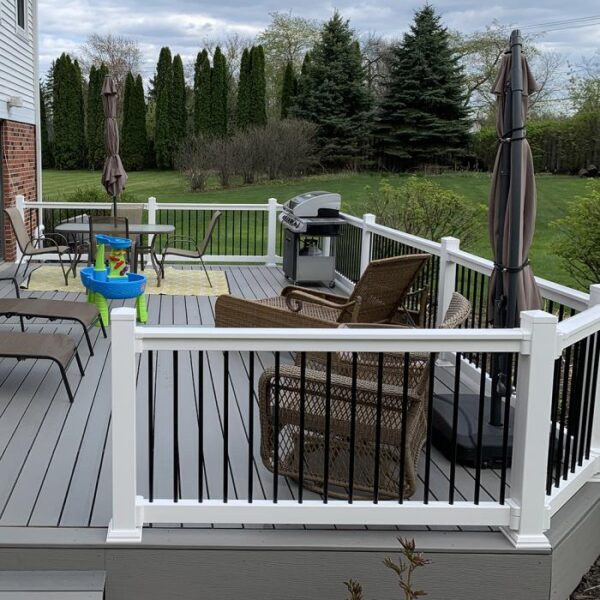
474, 352, 488, 504
585, 333, 600, 459
373, 353, 384, 503
555, 344, 572, 486
449, 353, 461, 504
577, 336, 594, 467
423, 353, 435, 504
323, 352, 332, 503
298, 352, 306, 503
399, 352, 410, 504
273, 352, 280, 503
563, 342, 581, 479
223, 351, 229, 502
248, 352, 254, 503
173, 351, 180, 503
547, 357, 562, 495
348, 353, 358, 503
148, 351, 154, 503
198, 351, 204, 503
500, 354, 513, 504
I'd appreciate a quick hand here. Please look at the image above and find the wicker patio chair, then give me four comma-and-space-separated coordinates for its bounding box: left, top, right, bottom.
215, 254, 430, 328
258, 292, 471, 500
158, 211, 221, 287
4, 207, 73, 286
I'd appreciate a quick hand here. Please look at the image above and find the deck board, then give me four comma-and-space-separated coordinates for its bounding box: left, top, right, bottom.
0, 265, 506, 530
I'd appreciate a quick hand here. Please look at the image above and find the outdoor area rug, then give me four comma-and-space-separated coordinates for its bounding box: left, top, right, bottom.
22, 266, 229, 296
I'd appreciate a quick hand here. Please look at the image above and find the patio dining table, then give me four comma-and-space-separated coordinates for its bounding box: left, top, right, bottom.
55, 222, 175, 281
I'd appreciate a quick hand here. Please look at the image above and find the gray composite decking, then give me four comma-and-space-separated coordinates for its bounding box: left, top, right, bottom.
0, 265, 507, 531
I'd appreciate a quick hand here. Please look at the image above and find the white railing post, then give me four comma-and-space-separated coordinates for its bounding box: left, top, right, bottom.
360, 214, 376, 276
106, 307, 142, 543
147, 196, 157, 226
266, 198, 278, 267
588, 284, 600, 451
14, 195, 25, 262
436, 237, 460, 326
503, 309, 558, 549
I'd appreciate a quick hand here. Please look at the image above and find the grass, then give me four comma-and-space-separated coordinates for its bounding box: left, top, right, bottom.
42, 169, 589, 288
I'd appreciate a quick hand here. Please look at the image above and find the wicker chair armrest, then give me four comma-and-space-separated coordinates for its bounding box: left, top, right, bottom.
284, 290, 362, 321
281, 286, 349, 304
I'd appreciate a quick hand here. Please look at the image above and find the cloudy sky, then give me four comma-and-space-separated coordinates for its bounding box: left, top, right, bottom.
38, 0, 600, 78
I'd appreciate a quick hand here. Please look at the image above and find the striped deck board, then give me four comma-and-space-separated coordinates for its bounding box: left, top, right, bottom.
0, 265, 505, 531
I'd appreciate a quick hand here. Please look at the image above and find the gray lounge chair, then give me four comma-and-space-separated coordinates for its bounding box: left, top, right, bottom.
4, 207, 73, 285
0, 331, 84, 402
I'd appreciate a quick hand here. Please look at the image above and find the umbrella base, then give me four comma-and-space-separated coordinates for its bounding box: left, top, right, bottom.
431, 394, 513, 468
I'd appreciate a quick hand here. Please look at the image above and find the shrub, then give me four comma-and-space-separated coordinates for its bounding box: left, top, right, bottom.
45, 185, 141, 203
555, 180, 600, 287
173, 136, 212, 191
366, 176, 485, 248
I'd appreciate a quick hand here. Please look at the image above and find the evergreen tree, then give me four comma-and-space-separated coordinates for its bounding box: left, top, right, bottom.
171, 54, 187, 142
236, 48, 251, 129
194, 49, 211, 134
121, 73, 148, 170
40, 83, 53, 168
374, 5, 470, 168
280, 61, 298, 119
249, 45, 267, 126
53, 53, 86, 169
293, 13, 372, 169
154, 46, 173, 168
86, 63, 108, 169
210, 47, 228, 137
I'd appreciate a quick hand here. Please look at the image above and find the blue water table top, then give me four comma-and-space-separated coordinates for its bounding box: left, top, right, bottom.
95, 234, 132, 249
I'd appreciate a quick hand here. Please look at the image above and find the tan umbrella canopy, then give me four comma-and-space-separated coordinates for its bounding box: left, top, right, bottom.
101, 75, 127, 216
488, 31, 542, 330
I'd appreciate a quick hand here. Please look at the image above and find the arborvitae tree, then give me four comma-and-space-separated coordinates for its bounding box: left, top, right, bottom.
121, 73, 148, 170
194, 49, 211, 134
154, 47, 173, 168
171, 54, 187, 142
293, 13, 372, 169
40, 83, 53, 168
280, 61, 298, 119
210, 47, 228, 136
53, 53, 86, 169
374, 5, 470, 169
86, 63, 108, 169
236, 48, 252, 129
249, 45, 267, 126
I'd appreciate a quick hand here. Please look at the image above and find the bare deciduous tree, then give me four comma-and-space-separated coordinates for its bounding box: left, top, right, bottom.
360, 32, 395, 100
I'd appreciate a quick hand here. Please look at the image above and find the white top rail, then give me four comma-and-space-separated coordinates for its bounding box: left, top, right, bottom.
556, 304, 600, 353
135, 325, 527, 354
22, 200, 278, 212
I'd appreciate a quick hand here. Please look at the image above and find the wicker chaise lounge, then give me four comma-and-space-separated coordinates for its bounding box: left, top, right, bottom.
258, 292, 472, 500
0, 331, 85, 402
215, 254, 430, 328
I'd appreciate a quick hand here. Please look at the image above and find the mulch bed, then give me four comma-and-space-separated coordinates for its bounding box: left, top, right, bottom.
571, 556, 600, 599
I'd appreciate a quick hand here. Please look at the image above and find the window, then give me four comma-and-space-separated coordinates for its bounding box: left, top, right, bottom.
16, 0, 25, 30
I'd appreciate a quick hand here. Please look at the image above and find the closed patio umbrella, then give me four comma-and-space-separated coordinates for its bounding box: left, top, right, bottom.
101, 75, 127, 218
488, 30, 543, 424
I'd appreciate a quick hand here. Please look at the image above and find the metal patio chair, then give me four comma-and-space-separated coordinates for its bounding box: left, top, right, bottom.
4, 207, 73, 286
257, 292, 471, 500
158, 211, 221, 287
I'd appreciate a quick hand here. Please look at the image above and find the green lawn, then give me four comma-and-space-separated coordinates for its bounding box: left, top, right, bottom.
42, 169, 588, 288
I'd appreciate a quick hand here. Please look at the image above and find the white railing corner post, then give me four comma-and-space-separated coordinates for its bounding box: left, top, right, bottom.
106, 307, 142, 543
360, 214, 376, 276
436, 237, 460, 326
266, 198, 278, 267
588, 284, 600, 451
503, 309, 558, 549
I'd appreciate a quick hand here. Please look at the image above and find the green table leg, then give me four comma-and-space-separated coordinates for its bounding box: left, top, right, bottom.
95, 293, 110, 327
136, 294, 148, 324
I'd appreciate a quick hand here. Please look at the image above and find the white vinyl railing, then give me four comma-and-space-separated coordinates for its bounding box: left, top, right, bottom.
107, 301, 600, 549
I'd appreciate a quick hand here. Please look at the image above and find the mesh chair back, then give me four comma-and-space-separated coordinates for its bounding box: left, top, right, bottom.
342, 254, 430, 323
4, 207, 31, 252
197, 211, 222, 256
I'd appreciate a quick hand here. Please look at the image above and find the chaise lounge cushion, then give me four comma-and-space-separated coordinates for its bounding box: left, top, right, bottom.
0, 297, 99, 327
0, 330, 76, 367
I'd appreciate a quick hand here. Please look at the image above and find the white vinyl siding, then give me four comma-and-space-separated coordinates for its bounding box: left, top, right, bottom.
0, 0, 35, 124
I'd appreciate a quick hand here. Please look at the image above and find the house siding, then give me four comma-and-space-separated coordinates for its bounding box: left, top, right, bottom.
0, 0, 36, 124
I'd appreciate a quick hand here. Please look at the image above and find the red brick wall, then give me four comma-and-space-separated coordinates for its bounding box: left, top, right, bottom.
1, 120, 38, 261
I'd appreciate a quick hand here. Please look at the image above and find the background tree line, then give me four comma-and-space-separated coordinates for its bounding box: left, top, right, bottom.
40, 8, 599, 177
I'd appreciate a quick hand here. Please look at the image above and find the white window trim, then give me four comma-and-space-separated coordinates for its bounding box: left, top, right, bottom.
14, 0, 28, 38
